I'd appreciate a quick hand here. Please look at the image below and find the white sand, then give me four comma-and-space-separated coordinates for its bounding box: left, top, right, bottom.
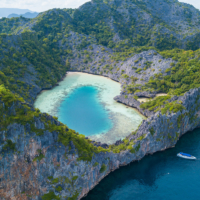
138, 93, 168, 103
137, 98, 150, 103
156, 93, 168, 97
34, 72, 145, 144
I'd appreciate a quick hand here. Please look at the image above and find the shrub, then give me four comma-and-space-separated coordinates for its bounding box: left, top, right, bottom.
160, 102, 185, 115
135, 143, 140, 152
135, 68, 142, 73
42, 191, 60, 200
2, 139, 16, 151
100, 164, 107, 173
51, 178, 59, 184
140, 96, 171, 111
149, 127, 155, 136
93, 162, 99, 167
55, 186, 63, 192
170, 62, 175, 66
165, 68, 170, 73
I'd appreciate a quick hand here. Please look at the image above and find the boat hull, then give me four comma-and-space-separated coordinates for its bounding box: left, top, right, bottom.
177, 153, 196, 160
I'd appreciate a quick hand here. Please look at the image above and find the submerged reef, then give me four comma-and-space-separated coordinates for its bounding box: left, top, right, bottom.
34, 72, 144, 144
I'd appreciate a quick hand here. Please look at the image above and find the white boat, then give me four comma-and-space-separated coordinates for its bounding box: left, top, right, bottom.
177, 152, 196, 160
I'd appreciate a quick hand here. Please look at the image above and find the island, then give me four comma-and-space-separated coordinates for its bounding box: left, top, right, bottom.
1, 0, 200, 199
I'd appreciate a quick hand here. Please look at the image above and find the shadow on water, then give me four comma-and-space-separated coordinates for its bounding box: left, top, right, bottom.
82, 128, 200, 200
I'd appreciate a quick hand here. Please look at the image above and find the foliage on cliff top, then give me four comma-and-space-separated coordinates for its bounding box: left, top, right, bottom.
0, 84, 24, 105
143, 49, 200, 96
0, 85, 141, 157
0, 32, 68, 103
0, 16, 30, 34
0, 85, 108, 161
140, 96, 171, 111
140, 95, 186, 114
0, 0, 200, 159
41, 190, 60, 200
1, 0, 200, 51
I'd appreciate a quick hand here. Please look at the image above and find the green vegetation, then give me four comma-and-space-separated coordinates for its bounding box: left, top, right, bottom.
177, 114, 184, 128
33, 150, 45, 162
51, 177, 59, 183
93, 162, 99, 167
1, 1, 200, 199
160, 101, 185, 115
0, 85, 108, 161
144, 49, 200, 96
100, 164, 107, 173
41, 191, 60, 200
58, 131, 108, 161
140, 96, 171, 112
135, 143, 141, 152
2, 139, 16, 151
0, 17, 30, 34
149, 127, 155, 136
55, 186, 63, 192
68, 191, 79, 200
135, 68, 142, 73
108, 136, 141, 154
33, 152, 45, 162
140, 95, 185, 114
0, 1, 198, 162
0, 32, 68, 103
144, 61, 153, 70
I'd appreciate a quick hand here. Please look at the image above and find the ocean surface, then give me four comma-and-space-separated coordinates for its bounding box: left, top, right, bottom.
34, 72, 144, 143
82, 128, 200, 200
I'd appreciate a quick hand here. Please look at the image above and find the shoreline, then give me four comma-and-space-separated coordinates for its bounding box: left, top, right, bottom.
35, 71, 146, 118
34, 71, 145, 144
32, 70, 200, 200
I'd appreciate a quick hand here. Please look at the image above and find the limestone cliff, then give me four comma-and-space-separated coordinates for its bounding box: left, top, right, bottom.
1, 85, 200, 200
1, 0, 200, 199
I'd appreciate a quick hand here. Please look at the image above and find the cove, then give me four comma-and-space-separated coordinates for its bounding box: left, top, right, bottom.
82, 128, 200, 200
34, 72, 144, 144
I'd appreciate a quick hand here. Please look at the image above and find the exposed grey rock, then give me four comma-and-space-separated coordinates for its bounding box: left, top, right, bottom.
1, 87, 200, 199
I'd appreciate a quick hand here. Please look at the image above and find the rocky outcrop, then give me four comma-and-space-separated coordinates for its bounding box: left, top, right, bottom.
1, 87, 200, 200
114, 94, 153, 117
2, 0, 200, 199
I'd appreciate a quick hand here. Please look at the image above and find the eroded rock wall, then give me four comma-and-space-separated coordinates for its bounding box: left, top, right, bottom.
1, 87, 200, 200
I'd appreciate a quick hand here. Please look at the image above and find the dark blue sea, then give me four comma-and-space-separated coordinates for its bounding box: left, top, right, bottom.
82, 128, 200, 200
58, 86, 112, 136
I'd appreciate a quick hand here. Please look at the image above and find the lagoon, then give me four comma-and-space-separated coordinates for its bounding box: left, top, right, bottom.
34, 72, 144, 144
59, 85, 112, 136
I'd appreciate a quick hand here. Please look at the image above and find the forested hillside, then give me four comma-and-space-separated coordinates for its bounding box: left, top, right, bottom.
0, 0, 200, 102
1, 0, 200, 199
2, 0, 200, 49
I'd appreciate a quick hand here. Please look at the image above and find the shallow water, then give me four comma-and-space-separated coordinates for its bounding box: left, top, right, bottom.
34, 72, 144, 144
82, 128, 200, 200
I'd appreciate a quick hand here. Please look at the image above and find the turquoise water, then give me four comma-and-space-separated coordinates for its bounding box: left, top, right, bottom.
58, 86, 112, 136
34, 72, 144, 143
82, 129, 200, 200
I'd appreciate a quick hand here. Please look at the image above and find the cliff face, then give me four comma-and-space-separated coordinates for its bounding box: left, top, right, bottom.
1, 85, 200, 200
1, 0, 200, 199
62, 31, 174, 95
